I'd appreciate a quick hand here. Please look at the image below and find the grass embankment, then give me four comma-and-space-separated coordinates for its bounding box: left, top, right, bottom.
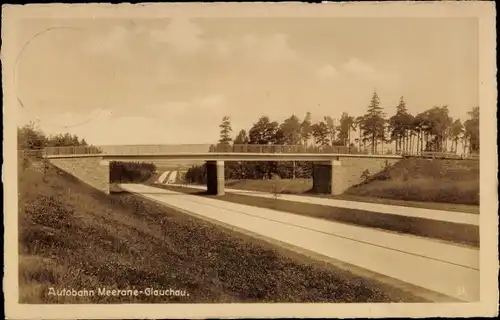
211, 159, 479, 212
157, 185, 479, 248
226, 179, 313, 194
345, 158, 479, 206
19, 161, 422, 303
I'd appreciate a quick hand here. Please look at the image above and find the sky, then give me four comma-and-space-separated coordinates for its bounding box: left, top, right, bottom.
15, 17, 479, 145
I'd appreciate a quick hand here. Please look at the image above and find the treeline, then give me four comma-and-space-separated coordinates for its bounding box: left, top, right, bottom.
184, 92, 480, 182
219, 92, 479, 155
184, 161, 313, 184
18, 122, 103, 159
109, 161, 157, 183
18, 122, 91, 150
18, 122, 100, 170
18, 123, 156, 184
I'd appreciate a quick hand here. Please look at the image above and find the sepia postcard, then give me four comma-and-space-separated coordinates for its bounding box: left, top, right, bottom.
2, 1, 498, 319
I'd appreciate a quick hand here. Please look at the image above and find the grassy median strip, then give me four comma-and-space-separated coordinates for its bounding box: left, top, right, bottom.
222, 179, 479, 214
19, 163, 424, 303
157, 185, 479, 248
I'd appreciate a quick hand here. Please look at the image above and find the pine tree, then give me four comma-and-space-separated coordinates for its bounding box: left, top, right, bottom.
389, 96, 413, 154
337, 112, 355, 147
311, 121, 331, 147
234, 129, 249, 145
280, 115, 302, 145
360, 92, 386, 153
300, 112, 313, 147
219, 116, 233, 145
464, 106, 479, 153
324, 116, 336, 145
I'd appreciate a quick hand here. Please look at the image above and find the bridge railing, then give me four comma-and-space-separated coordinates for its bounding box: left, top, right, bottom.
43, 144, 213, 156
43, 146, 104, 157
43, 144, 364, 156
41, 144, 479, 160
211, 144, 364, 154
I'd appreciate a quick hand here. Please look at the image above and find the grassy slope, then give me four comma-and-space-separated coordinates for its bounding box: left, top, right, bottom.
217, 159, 479, 210
18, 162, 422, 303
345, 158, 479, 206
226, 179, 313, 194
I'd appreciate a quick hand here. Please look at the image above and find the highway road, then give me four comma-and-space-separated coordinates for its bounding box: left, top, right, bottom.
166, 171, 178, 184
156, 170, 179, 184
155, 171, 170, 184
120, 183, 480, 302
167, 184, 478, 226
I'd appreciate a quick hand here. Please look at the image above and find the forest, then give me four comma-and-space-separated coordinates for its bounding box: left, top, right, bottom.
109, 161, 157, 183
18, 122, 91, 151
185, 92, 480, 183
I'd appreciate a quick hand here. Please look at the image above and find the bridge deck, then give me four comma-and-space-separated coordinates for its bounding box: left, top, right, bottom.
45, 152, 403, 161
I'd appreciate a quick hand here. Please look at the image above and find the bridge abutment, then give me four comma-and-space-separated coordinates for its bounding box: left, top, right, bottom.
49, 156, 110, 194
312, 160, 345, 196
206, 160, 225, 195
312, 158, 400, 196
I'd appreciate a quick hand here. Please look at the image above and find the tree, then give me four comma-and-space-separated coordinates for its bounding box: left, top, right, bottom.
354, 115, 366, 151
271, 127, 286, 145
464, 106, 479, 153
234, 129, 249, 144
184, 164, 207, 184
17, 122, 46, 150
324, 116, 336, 145
71, 134, 80, 146
450, 119, 464, 153
405, 113, 416, 154
337, 112, 356, 147
421, 106, 452, 152
18, 123, 100, 162
109, 161, 157, 183
248, 116, 280, 145
388, 97, 414, 154
300, 112, 313, 146
414, 111, 431, 154
248, 116, 282, 179
311, 121, 331, 147
280, 115, 302, 145
231, 129, 249, 178
359, 92, 386, 153
219, 116, 233, 145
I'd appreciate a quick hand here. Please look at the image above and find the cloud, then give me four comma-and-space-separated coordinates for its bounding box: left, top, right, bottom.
147, 94, 227, 120
84, 19, 299, 68
149, 17, 205, 55
342, 58, 398, 83
32, 107, 221, 145
343, 58, 378, 80
317, 64, 339, 79
196, 94, 226, 109
204, 32, 299, 63
239, 33, 298, 62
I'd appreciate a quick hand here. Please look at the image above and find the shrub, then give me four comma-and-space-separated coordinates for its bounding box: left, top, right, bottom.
270, 174, 282, 200
185, 165, 207, 184
360, 169, 371, 183
109, 161, 157, 183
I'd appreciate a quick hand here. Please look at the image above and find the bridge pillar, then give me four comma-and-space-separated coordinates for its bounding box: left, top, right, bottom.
206, 160, 225, 195
312, 160, 344, 196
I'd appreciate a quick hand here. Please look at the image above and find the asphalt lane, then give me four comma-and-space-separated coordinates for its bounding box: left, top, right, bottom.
155, 171, 170, 184
168, 184, 478, 226
119, 183, 480, 302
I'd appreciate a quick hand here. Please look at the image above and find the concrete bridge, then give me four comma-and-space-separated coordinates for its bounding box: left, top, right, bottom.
44, 145, 402, 195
